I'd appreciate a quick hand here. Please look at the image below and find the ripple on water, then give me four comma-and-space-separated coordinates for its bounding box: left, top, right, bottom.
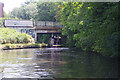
0, 48, 118, 78
18, 58, 33, 60
34, 71, 51, 76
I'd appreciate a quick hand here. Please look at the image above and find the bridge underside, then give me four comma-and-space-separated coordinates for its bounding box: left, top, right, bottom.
35, 28, 62, 42
35, 26, 62, 30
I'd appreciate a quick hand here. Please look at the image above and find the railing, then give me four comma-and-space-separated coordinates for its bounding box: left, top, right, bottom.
34, 21, 62, 27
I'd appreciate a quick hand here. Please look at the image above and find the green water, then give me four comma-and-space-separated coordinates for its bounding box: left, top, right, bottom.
0, 48, 119, 78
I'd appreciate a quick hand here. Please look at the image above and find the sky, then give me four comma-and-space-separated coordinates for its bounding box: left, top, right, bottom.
0, 0, 27, 14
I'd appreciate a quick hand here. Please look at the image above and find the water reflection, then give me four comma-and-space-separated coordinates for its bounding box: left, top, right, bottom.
0, 48, 118, 78
55, 51, 118, 78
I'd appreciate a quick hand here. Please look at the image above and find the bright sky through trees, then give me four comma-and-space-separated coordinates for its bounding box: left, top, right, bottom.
0, 0, 26, 13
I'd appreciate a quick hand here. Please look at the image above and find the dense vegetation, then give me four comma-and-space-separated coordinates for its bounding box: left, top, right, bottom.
57, 2, 119, 57
0, 28, 34, 44
8, 1, 119, 57
0, 18, 5, 28
37, 34, 51, 44
9, 1, 57, 21
35, 2, 57, 21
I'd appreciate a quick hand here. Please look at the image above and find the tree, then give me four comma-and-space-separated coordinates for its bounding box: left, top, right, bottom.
9, 0, 38, 20
34, 2, 57, 21
57, 2, 119, 57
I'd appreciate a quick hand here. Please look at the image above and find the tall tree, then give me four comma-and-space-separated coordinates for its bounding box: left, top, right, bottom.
57, 2, 119, 57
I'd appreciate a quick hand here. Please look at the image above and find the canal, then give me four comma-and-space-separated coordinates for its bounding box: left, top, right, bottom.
0, 48, 119, 78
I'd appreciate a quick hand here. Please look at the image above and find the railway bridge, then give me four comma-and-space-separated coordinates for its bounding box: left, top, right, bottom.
4, 19, 63, 42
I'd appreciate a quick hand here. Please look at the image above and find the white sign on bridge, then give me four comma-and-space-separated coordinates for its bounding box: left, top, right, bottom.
4, 19, 33, 27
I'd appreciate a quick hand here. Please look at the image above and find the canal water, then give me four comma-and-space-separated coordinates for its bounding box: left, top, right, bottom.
0, 48, 119, 78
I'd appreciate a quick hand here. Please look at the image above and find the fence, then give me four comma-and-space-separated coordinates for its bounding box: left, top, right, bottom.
34, 21, 62, 27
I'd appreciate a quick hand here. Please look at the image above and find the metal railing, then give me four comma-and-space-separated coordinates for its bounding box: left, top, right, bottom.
34, 21, 62, 27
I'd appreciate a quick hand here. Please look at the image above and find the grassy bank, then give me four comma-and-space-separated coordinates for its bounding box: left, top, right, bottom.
0, 43, 48, 50
0, 28, 47, 50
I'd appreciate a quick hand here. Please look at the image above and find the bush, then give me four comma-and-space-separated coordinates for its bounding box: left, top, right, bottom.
0, 28, 34, 44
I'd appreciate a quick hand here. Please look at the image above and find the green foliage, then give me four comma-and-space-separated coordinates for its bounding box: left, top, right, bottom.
34, 2, 57, 21
0, 18, 6, 27
0, 28, 34, 44
9, 1, 57, 21
8, 0, 38, 20
37, 34, 51, 44
58, 2, 119, 57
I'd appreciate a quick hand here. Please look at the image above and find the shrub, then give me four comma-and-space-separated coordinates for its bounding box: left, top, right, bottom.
0, 28, 34, 44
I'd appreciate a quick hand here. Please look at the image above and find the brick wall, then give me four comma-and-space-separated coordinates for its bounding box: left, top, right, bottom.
0, 2, 4, 18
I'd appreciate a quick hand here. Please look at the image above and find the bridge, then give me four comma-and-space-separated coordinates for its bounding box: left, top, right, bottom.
4, 20, 63, 42
34, 21, 62, 42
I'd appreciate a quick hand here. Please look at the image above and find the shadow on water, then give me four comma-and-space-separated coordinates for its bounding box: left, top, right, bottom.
0, 48, 119, 79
